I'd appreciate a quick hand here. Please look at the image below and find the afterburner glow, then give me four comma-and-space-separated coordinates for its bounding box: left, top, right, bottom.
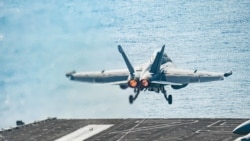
141, 79, 149, 88
128, 79, 138, 88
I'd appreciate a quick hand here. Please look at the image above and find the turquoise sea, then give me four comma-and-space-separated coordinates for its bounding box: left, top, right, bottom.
0, 0, 249, 128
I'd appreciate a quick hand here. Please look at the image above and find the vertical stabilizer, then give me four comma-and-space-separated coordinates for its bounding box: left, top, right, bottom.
118, 45, 135, 78
149, 45, 165, 74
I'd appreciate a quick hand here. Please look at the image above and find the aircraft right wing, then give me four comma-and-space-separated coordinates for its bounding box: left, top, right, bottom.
147, 68, 231, 90
162, 68, 232, 84
66, 69, 129, 83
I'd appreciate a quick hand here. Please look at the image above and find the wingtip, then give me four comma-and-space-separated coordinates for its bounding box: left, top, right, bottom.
65, 70, 76, 78
224, 71, 232, 77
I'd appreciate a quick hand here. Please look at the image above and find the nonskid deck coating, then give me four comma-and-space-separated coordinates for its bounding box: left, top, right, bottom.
0, 118, 247, 141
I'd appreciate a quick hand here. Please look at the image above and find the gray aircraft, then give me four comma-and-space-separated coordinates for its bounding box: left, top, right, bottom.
233, 120, 250, 141
66, 45, 232, 104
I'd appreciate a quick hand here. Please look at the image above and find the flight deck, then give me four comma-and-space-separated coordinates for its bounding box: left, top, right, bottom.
0, 118, 247, 141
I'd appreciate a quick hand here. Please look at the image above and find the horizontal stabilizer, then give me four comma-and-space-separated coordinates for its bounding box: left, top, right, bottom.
151, 81, 182, 86
110, 81, 128, 85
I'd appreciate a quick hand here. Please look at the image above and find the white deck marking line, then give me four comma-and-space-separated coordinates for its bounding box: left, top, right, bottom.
207, 120, 221, 127
195, 130, 232, 134
110, 120, 199, 134
195, 130, 211, 133
220, 122, 226, 126
117, 119, 145, 141
211, 131, 232, 134
54, 124, 113, 141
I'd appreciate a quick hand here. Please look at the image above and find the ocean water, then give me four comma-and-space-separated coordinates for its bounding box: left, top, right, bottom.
0, 0, 249, 128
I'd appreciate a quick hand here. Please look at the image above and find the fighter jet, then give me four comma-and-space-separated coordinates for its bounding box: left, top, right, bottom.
66, 45, 232, 104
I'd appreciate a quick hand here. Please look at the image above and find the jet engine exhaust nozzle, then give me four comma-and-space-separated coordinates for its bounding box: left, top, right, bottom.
141, 79, 150, 88
128, 79, 138, 88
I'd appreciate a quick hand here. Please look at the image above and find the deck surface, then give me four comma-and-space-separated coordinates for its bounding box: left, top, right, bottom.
0, 118, 246, 141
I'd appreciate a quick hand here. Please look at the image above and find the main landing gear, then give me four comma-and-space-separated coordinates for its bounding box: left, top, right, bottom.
161, 87, 172, 105
129, 88, 140, 104
128, 87, 173, 105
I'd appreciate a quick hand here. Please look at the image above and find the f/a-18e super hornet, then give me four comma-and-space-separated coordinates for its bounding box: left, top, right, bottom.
66, 45, 232, 104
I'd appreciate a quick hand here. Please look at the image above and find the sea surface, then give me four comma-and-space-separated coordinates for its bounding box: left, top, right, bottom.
0, 0, 249, 128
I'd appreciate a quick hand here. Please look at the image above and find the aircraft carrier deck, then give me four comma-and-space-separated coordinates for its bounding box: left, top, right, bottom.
0, 118, 247, 141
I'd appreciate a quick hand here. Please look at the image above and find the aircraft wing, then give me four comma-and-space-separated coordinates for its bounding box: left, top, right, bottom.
66, 69, 129, 83
160, 68, 232, 84
67, 68, 232, 86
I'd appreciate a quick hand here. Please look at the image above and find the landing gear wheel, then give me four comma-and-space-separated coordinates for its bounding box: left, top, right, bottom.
168, 95, 172, 105
162, 86, 172, 105
129, 95, 134, 104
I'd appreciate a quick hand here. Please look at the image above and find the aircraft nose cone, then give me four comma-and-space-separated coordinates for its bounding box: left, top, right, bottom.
233, 120, 250, 135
